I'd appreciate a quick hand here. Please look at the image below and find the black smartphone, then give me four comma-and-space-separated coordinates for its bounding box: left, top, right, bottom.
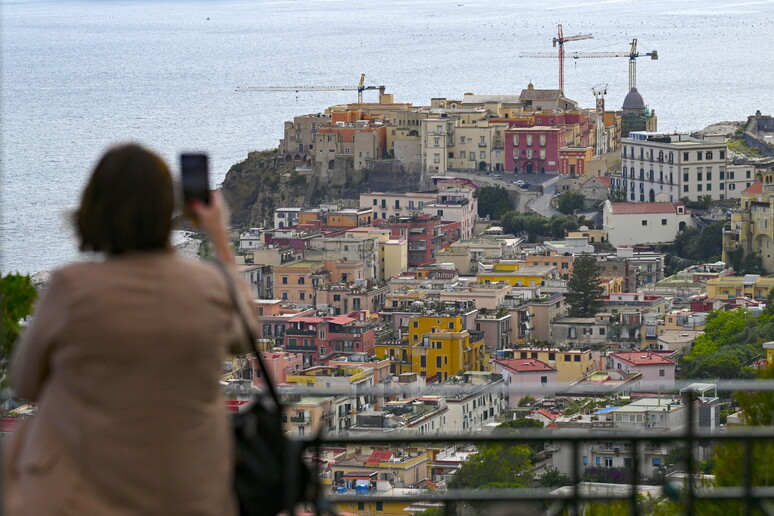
180, 152, 210, 221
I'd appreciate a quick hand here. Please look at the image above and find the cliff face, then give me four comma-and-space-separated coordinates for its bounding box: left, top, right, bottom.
221, 149, 427, 227
221, 149, 305, 227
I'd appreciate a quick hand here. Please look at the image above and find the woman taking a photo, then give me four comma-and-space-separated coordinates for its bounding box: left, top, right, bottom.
4, 143, 251, 515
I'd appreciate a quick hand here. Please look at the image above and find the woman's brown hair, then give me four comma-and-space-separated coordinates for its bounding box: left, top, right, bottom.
76, 143, 173, 255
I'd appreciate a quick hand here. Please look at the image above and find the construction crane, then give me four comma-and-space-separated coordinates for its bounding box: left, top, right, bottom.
236, 73, 385, 104
566, 39, 657, 91
519, 24, 593, 92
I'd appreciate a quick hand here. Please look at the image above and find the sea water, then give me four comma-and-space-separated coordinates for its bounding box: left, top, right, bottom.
2, 0, 773, 274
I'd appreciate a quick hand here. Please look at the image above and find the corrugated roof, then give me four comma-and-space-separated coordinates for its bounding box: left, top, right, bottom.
366, 450, 393, 466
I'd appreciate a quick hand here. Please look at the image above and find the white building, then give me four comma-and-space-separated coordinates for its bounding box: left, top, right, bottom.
492, 358, 557, 408
603, 201, 693, 246
612, 132, 728, 202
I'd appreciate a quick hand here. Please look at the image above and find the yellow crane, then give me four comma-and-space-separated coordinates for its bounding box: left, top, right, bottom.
519, 24, 593, 92
236, 73, 385, 104
521, 39, 658, 92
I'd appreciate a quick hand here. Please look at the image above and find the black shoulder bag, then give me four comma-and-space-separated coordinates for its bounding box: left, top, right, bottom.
214, 261, 316, 516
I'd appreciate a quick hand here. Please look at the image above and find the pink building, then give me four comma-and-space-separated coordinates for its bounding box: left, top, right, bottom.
505, 126, 566, 174
608, 351, 676, 392
378, 215, 461, 267
284, 311, 376, 367
492, 358, 557, 407
253, 351, 304, 387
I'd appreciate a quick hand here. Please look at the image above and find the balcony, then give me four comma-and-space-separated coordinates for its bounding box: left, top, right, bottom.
286, 328, 317, 337
290, 414, 311, 424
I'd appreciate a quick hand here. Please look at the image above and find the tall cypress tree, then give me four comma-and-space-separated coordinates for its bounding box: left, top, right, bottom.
565, 254, 604, 317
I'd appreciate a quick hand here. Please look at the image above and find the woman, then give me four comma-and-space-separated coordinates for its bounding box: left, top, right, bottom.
4, 143, 251, 515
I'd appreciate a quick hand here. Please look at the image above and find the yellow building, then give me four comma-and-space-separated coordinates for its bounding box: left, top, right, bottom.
376, 314, 487, 380
706, 275, 774, 301
506, 348, 596, 383
723, 179, 774, 273
764, 342, 774, 363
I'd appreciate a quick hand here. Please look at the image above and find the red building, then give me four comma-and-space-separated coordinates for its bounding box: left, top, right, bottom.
282, 311, 376, 368
377, 214, 461, 267
505, 126, 566, 174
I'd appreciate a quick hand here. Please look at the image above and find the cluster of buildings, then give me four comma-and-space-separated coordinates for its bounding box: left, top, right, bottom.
7, 78, 772, 513
213, 92, 774, 509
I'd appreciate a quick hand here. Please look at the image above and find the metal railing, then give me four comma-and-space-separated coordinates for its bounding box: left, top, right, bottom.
285, 380, 774, 516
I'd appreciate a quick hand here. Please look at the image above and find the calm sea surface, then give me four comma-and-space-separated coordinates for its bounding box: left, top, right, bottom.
2, 0, 773, 274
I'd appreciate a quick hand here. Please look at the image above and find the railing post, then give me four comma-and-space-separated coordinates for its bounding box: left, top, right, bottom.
630, 439, 639, 516
744, 439, 754, 516
685, 390, 695, 516
572, 439, 580, 516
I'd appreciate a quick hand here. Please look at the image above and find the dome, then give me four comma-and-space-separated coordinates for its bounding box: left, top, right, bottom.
622, 87, 646, 110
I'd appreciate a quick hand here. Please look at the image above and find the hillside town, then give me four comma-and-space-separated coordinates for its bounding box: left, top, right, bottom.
5, 80, 774, 514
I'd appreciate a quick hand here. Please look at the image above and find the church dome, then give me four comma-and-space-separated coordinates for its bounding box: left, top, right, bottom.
622, 87, 646, 110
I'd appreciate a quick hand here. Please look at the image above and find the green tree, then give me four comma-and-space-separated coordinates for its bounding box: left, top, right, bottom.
517, 395, 536, 407
448, 443, 533, 489
690, 363, 774, 516
565, 254, 604, 317
557, 191, 585, 215
1, 274, 38, 385
475, 186, 511, 220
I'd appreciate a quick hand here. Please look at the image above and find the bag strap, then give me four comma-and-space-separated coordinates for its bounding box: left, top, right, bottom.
211, 259, 281, 408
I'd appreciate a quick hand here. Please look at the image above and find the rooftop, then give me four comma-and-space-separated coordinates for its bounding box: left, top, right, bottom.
608, 202, 686, 215
611, 352, 676, 366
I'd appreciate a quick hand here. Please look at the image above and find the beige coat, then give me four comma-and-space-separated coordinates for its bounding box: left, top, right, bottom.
4, 251, 250, 515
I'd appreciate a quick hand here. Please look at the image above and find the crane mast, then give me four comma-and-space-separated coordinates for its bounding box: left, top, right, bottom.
521, 24, 593, 92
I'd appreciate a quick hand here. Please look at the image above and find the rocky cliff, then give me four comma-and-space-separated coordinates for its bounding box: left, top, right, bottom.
221, 149, 428, 227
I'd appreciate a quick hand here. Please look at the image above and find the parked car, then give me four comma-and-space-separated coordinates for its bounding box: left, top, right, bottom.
515, 179, 525, 186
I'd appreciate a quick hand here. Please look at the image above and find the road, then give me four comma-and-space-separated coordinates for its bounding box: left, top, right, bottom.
526, 175, 559, 217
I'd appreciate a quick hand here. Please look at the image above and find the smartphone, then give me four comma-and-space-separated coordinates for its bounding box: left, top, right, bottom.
180, 152, 210, 221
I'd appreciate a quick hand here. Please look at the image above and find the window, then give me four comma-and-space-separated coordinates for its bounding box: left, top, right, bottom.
600, 328, 605, 335
720, 171, 725, 180
604, 457, 614, 467
526, 135, 533, 146
433, 153, 440, 164
460, 151, 466, 158
707, 171, 712, 181
512, 134, 519, 145
706, 184, 712, 191
376, 502, 383, 511
298, 277, 305, 284
541, 376, 548, 384
448, 322, 455, 329
333, 294, 341, 301
662, 219, 667, 225
659, 369, 665, 377
540, 134, 546, 146
282, 276, 288, 284
436, 356, 442, 368
358, 503, 364, 511
683, 152, 689, 161
697, 172, 702, 181
697, 151, 703, 161
706, 151, 713, 160
683, 185, 689, 192
574, 355, 581, 362
281, 291, 288, 300
460, 136, 466, 144
642, 220, 648, 226
394, 199, 400, 209
746, 170, 751, 179
420, 356, 426, 367
564, 355, 571, 362
433, 138, 440, 147
299, 292, 305, 300
549, 353, 556, 360
480, 151, 486, 159
697, 184, 702, 192
596, 457, 601, 465
683, 173, 689, 182
583, 456, 588, 465
653, 458, 662, 467
319, 346, 325, 354
720, 150, 725, 159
